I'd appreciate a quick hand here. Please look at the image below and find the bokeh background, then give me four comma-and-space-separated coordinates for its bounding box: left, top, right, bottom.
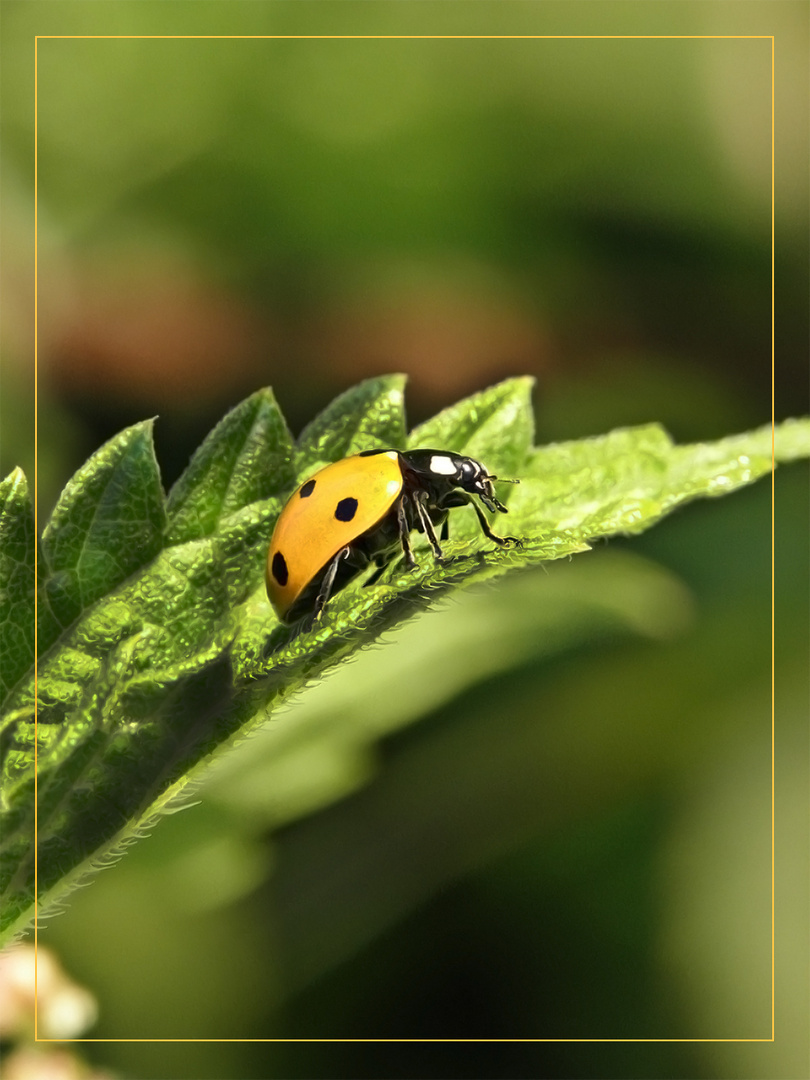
1, 2, 808, 1077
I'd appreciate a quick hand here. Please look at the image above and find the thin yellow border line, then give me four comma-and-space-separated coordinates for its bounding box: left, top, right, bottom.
32, 32, 777, 1046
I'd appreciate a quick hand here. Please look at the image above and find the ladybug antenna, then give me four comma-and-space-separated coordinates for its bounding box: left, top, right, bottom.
487, 474, 520, 485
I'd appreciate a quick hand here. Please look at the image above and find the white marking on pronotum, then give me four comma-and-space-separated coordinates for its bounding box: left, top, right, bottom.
429, 454, 456, 476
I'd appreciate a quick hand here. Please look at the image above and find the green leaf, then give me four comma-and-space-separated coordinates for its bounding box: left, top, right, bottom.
295, 374, 407, 476
0, 470, 35, 707
39, 421, 166, 652
1, 374, 808, 945
166, 388, 294, 545
513, 421, 785, 537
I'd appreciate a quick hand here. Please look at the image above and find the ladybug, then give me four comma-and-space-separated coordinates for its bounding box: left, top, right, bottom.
266, 448, 520, 625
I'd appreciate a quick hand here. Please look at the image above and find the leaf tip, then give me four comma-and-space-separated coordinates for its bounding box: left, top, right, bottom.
2, 467, 29, 494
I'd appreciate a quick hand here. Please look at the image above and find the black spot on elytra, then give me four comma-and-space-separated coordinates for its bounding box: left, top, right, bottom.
335, 497, 359, 522
359, 448, 389, 457
299, 479, 316, 498
272, 551, 289, 586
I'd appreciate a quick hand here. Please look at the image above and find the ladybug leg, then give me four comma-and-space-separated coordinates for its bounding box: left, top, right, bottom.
441, 491, 521, 547
313, 545, 351, 621
397, 497, 418, 570
467, 496, 522, 547
412, 493, 446, 563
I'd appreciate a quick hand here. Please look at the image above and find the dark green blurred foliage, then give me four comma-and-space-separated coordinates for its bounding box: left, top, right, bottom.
3, 7, 806, 510
2, 2, 808, 1077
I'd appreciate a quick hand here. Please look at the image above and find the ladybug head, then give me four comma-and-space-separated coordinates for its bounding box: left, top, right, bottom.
455, 456, 517, 514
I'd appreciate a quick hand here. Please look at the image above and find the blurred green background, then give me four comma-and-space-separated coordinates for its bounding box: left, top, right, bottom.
1, 2, 808, 1077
